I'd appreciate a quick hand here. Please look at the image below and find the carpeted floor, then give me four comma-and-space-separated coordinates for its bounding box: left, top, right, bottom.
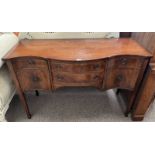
6, 88, 155, 122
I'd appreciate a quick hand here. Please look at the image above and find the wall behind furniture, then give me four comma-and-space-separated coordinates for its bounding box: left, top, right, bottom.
18, 32, 120, 40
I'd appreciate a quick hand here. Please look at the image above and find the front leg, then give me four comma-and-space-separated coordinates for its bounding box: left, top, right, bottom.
6, 61, 31, 119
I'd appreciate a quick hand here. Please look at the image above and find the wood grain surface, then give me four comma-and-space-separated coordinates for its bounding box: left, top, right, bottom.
3, 39, 152, 61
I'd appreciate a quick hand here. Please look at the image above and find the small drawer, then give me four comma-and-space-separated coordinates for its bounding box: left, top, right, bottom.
53, 72, 104, 84
108, 56, 144, 69
12, 58, 48, 70
51, 60, 106, 73
17, 68, 51, 91
105, 68, 140, 90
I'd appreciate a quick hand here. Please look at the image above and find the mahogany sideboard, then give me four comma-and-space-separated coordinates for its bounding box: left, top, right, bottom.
3, 38, 152, 120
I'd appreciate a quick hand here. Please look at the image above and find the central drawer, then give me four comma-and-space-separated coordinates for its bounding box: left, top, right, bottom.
51, 60, 106, 73
53, 72, 104, 83
51, 60, 106, 89
52, 72, 104, 89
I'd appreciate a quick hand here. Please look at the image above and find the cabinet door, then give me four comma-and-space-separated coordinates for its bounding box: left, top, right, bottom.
104, 68, 140, 90
17, 68, 51, 91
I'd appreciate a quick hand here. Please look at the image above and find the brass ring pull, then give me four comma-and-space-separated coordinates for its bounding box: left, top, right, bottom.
32, 76, 40, 82
93, 75, 100, 80
55, 64, 62, 69
93, 64, 100, 69
116, 75, 124, 82
56, 75, 64, 81
120, 58, 127, 65
28, 59, 35, 65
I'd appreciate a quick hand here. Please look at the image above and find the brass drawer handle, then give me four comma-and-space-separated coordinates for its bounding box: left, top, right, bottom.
93, 64, 100, 69
32, 76, 40, 82
116, 75, 124, 82
93, 75, 100, 80
56, 75, 64, 81
120, 58, 127, 65
28, 59, 35, 65
55, 64, 62, 69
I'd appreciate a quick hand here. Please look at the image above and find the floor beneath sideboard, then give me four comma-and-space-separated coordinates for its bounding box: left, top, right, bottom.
6, 88, 155, 122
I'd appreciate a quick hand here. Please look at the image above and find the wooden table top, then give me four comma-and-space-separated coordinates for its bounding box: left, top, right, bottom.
3, 38, 152, 61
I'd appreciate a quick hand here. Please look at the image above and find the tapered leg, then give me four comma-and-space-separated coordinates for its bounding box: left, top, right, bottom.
6, 61, 32, 119
18, 92, 31, 119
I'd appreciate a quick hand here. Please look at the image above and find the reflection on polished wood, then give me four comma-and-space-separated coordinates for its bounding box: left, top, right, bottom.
3, 39, 151, 60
